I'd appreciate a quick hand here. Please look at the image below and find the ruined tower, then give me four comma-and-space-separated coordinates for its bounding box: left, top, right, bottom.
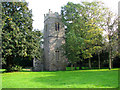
43, 9, 66, 71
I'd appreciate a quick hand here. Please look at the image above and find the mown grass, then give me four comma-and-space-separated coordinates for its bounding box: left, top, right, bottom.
1, 68, 119, 88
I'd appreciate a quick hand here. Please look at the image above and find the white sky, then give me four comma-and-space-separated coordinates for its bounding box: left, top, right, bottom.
25, 0, 120, 31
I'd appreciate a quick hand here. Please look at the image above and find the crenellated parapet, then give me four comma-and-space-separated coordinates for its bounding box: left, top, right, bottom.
44, 9, 61, 22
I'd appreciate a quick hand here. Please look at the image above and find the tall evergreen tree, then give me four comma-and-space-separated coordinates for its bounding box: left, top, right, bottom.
2, 2, 42, 71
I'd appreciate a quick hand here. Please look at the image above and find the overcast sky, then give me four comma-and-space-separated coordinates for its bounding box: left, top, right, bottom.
25, 0, 120, 31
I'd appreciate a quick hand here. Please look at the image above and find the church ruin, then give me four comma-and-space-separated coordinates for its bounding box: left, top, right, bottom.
33, 9, 66, 71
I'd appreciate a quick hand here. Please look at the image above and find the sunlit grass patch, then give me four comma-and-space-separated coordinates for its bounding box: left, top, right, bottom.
2, 68, 119, 88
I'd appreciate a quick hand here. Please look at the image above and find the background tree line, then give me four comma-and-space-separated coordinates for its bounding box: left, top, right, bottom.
61, 1, 120, 70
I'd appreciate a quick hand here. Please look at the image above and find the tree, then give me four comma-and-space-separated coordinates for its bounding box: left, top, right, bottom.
31, 29, 43, 61
118, 2, 120, 59
103, 11, 118, 70
2, 2, 42, 71
61, 1, 106, 69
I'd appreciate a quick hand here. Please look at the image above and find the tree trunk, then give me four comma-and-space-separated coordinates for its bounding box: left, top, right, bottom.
89, 58, 91, 69
79, 61, 82, 70
109, 48, 112, 70
98, 53, 100, 69
71, 64, 73, 70
111, 58, 113, 68
74, 64, 77, 70
109, 58, 112, 70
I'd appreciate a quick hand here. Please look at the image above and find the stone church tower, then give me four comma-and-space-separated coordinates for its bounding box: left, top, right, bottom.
43, 9, 66, 71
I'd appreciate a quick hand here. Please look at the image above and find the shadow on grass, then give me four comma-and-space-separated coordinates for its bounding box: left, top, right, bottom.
20, 70, 32, 72
1, 69, 32, 73
30, 70, 118, 88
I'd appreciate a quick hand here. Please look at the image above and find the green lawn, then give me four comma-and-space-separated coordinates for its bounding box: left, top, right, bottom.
1, 68, 119, 88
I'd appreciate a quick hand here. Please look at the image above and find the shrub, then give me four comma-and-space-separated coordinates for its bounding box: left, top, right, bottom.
6, 65, 22, 72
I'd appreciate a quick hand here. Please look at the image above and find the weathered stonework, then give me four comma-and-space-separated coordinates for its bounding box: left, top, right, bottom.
43, 10, 66, 71
33, 58, 43, 71
33, 10, 66, 71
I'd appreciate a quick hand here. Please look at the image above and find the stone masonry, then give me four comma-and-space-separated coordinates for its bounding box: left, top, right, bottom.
43, 9, 66, 71
33, 9, 66, 71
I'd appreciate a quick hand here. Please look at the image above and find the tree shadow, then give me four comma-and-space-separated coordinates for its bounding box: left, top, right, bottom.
30, 70, 118, 88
